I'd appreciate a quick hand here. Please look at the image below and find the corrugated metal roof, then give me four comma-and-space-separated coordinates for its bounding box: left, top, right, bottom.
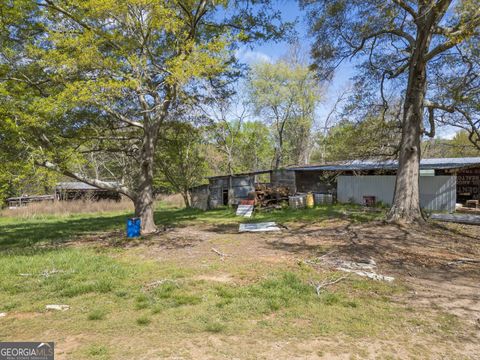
207, 169, 273, 179
56, 181, 117, 190
290, 157, 480, 172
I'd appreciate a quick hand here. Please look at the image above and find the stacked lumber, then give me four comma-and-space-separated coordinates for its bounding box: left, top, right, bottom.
254, 184, 290, 207
457, 206, 480, 215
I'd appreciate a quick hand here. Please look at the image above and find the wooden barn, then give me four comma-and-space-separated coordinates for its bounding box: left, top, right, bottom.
55, 182, 121, 201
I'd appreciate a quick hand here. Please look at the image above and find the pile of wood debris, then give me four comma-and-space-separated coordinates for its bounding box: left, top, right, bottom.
253, 184, 291, 207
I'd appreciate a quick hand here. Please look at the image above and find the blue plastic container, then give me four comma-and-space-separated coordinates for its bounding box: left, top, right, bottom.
127, 217, 141, 238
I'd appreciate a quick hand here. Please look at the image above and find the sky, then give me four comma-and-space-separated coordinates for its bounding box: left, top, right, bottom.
234, 1, 458, 140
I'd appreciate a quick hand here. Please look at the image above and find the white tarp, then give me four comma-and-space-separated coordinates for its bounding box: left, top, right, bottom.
239, 222, 281, 232
236, 205, 254, 217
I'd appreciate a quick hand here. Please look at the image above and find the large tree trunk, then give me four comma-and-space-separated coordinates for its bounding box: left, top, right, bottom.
134, 184, 156, 234
182, 189, 192, 208
387, 19, 433, 224
134, 125, 158, 234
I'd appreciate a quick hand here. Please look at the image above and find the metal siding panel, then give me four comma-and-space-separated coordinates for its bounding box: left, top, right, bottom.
338, 176, 456, 212
419, 176, 456, 212
232, 176, 252, 187
233, 185, 254, 198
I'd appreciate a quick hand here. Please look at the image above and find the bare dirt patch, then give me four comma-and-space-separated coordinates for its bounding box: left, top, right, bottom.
29, 216, 479, 359
135, 219, 480, 351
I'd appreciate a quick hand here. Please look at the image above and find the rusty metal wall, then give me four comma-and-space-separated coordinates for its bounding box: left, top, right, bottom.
190, 185, 210, 210
294, 170, 335, 193
208, 178, 226, 208
231, 175, 255, 204
271, 170, 296, 193
337, 175, 456, 212
208, 175, 255, 207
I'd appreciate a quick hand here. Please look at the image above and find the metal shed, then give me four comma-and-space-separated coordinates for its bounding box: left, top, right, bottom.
291, 157, 480, 209
200, 169, 297, 210
208, 174, 257, 208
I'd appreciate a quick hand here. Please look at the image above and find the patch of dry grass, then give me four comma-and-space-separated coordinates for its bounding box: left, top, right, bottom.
0, 193, 186, 220
0, 199, 134, 219
156, 193, 185, 208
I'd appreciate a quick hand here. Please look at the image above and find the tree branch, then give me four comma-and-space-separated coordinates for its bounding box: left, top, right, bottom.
386, 62, 410, 79
424, 107, 435, 138
41, 0, 122, 51
37, 160, 134, 198
426, 12, 480, 62
352, 29, 415, 56
100, 105, 144, 129
424, 100, 455, 113
392, 0, 417, 20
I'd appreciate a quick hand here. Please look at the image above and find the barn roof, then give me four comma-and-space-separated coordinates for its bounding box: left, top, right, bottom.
290, 157, 480, 172
55, 181, 118, 190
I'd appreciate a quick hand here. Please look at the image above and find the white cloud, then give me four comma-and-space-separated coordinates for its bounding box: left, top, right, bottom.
436, 125, 459, 140
235, 48, 272, 64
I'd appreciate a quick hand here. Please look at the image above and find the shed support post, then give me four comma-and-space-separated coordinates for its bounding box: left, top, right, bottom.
228, 175, 234, 207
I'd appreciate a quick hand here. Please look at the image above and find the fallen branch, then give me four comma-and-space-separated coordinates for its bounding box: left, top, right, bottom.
337, 268, 394, 282
277, 223, 290, 230
309, 275, 348, 296
41, 269, 66, 277
46, 304, 70, 311
447, 258, 480, 266
143, 279, 178, 291
19, 268, 73, 278
303, 250, 338, 265
211, 247, 228, 258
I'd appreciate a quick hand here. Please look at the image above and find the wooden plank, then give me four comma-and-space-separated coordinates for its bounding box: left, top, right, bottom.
430, 213, 480, 225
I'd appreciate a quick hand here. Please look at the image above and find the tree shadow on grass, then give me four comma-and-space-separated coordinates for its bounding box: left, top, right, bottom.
0, 205, 383, 252
0, 207, 234, 252
0, 213, 130, 251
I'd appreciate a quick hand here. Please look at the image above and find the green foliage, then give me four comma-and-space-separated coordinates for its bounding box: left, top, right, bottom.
423, 131, 480, 158
312, 116, 400, 162
136, 316, 151, 326
207, 120, 274, 175
248, 59, 321, 167
155, 122, 208, 203
0, 0, 287, 210
88, 309, 107, 321
237, 121, 275, 171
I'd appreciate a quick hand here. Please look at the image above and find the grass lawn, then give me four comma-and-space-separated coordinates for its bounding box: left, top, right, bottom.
0, 203, 383, 250
0, 203, 477, 359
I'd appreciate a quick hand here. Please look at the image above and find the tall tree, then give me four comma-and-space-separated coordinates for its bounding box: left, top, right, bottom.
432, 37, 480, 150
248, 59, 321, 168
236, 121, 274, 172
302, 0, 480, 223
312, 115, 401, 162
155, 122, 207, 208
422, 131, 480, 158
0, 0, 286, 233
202, 91, 250, 176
